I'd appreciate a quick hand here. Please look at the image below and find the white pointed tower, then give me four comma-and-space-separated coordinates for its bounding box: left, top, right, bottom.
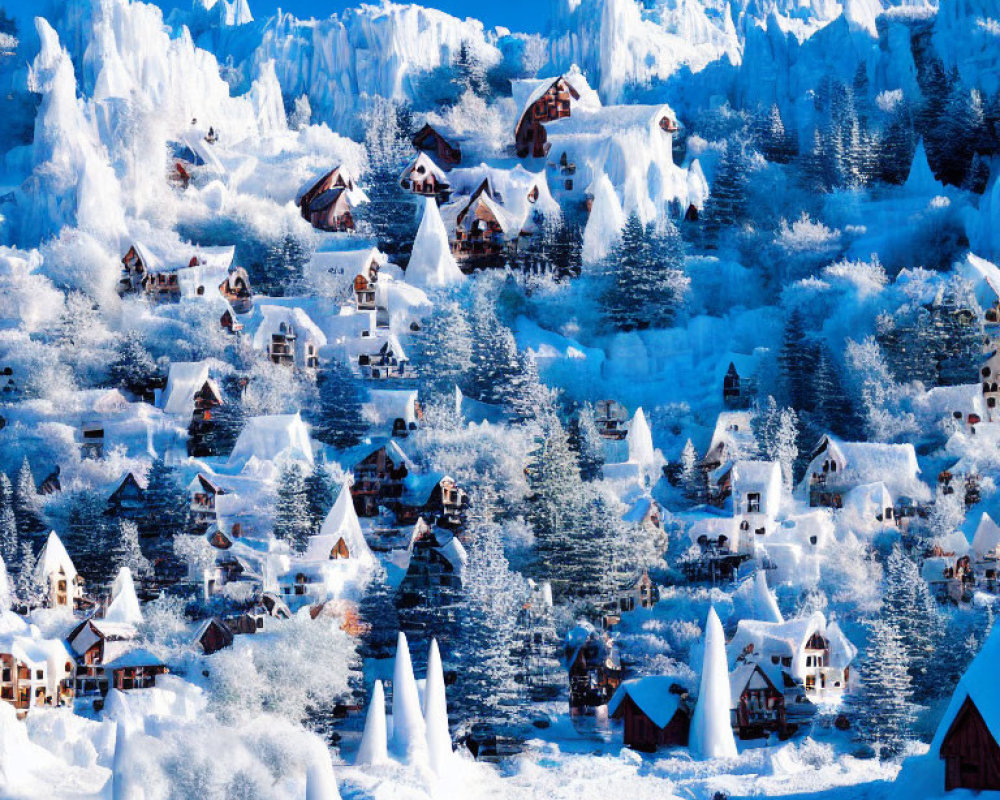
406, 197, 464, 289
753, 570, 783, 624
356, 680, 389, 766
306, 481, 374, 566
390, 632, 428, 764
423, 638, 452, 774
690, 607, 738, 758
105, 568, 143, 625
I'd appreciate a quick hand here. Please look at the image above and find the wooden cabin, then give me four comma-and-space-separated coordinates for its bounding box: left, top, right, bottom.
594, 400, 629, 440
566, 626, 622, 714
68, 618, 137, 697
107, 472, 145, 516
940, 697, 1000, 791
398, 521, 466, 605
730, 663, 787, 739
0, 649, 75, 713
609, 678, 690, 752
189, 473, 227, 528
298, 167, 359, 231
218, 267, 253, 314
449, 180, 513, 261
354, 273, 377, 311
399, 151, 452, 201
269, 322, 298, 367
220, 308, 243, 333
348, 443, 409, 516
194, 618, 235, 655
106, 649, 168, 691
412, 123, 461, 167
515, 77, 580, 158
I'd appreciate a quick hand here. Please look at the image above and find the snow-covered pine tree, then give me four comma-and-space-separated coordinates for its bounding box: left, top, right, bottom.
453, 39, 489, 97
882, 545, 940, 700
357, 561, 400, 662
925, 483, 966, 543
15, 540, 44, 609
878, 98, 916, 185
679, 438, 703, 503
109, 331, 159, 396
779, 310, 816, 411
848, 618, 915, 758
273, 461, 312, 551
569, 402, 606, 481
306, 461, 336, 534
412, 298, 473, 397
759, 104, 796, 163
774, 407, 799, 492
0, 473, 10, 512
111, 519, 152, 582
64, 489, 113, 585
700, 137, 751, 248
13, 456, 42, 538
0, 504, 16, 567
454, 495, 528, 728
938, 84, 987, 187
810, 345, 858, 439
308, 360, 368, 449
468, 288, 526, 407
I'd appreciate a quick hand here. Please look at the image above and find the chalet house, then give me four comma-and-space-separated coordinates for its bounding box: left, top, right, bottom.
397, 519, 467, 606
397, 474, 468, 529
68, 617, 139, 697
412, 123, 461, 167
117, 242, 158, 296
228, 413, 314, 468
440, 179, 521, 263
922, 554, 972, 604
343, 439, 412, 517
104, 648, 168, 691
727, 612, 856, 701
683, 519, 751, 584
301, 483, 375, 567
972, 513, 1000, 591
107, 472, 145, 517
220, 307, 243, 333
729, 663, 787, 740
34, 532, 85, 611
928, 625, 1000, 791
354, 273, 377, 311
595, 400, 629, 441
565, 623, 623, 715
608, 677, 690, 752
702, 412, 757, 503
193, 618, 235, 655
799, 435, 929, 510
399, 152, 452, 201
218, 267, 253, 314
512, 71, 599, 159
297, 166, 369, 232
729, 461, 783, 553
719, 353, 762, 410
189, 473, 227, 528
0, 638, 75, 714
251, 306, 326, 369
358, 335, 410, 379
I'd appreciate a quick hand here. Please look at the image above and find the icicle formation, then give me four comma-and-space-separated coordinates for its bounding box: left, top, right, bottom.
390, 631, 428, 763
356, 680, 389, 766
406, 196, 465, 289
753, 570, 784, 624
423, 638, 452, 775
690, 607, 738, 759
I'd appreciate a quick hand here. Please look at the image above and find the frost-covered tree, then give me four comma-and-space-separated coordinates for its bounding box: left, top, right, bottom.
454, 496, 528, 727
848, 618, 914, 758
701, 137, 750, 248
453, 39, 489, 97
779, 310, 815, 411
882, 546, 940, 699
357, 561, 400, 663
758, 104, 796, 163
601, 214, 687, 332
0, 504, 16, 567
925, 483, 966, 542
878, 97, 916, 184
308, 360, 368, 449
412, 298, 473, 397
844, 336, 917, 442
109, 331, 159, 396
15, 540, 44, 609
468, 288, 530, 409
111, 519, 152, 582
359, 97, 416, 258
273, 462, 312, 551
64, 489, 112, 585
306, 461, 336, 534
13, 457, 42, 538
679, 438, 703, 503
569, 403, 606, 481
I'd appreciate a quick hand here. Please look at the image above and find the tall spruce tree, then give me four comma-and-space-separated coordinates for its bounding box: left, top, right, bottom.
273, 462, 312, 552
15, 540, 44, 609
882, 545, 941, 700
569, 403, 606, 481
13, 457, 43, 538
111, 519, 152, 581
109, 331, 159, 396
412, 298, 473, 397
679, 438, 703, 503
64, 489, 112, 586
309, 360, 368, 449
700, 137, 750, 248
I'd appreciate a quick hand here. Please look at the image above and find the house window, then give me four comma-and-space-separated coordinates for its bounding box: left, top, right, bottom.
564, 179, 573, 190
747, 493, 761, 513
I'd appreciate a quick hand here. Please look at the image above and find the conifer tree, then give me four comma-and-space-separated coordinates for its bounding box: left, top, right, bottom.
64, 489, 112, 586
306, 461, 336, 534
848, 618, 915, 758
0, 504, 16, 567
412, 299, 473, 397
357, 561, 400, 662
13, 457, 42, 538
679, 438, 703, 503
468, 289, 527, 407
309, 360, 368, 449
759, 104, 796, 163
111, 519, 152, 582
15, 541, 44, 609
779, 310, 815, 411
882, 545, 940, 700
109, 331, 159, 396
274, 462, 312, 551
569, 403, 606, 481
878, 99, 915, 184
700, 138, 750, 248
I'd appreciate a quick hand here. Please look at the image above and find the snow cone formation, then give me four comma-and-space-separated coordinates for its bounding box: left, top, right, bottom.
753, 571, 784, 625
390, 632, 428, 764
690, 607, 737, 759
423, 638, 453, 775
406, 197, 465, 289
356, 680, 389, 766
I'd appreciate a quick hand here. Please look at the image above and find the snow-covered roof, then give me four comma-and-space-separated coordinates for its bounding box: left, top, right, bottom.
338, 437, 414, 473
731, 461, 781, 508
972, 512, 1000, 560
727, 611, 857, 675
545, 102, 676, 139
364, 389, 418, 430
304, 483, 374, 565
931, 625, 1000, 753
307, 246, 386, 280
178, 130, 224, 175
704, 411, 755, 464
228, 413, 314, 467
160, 361, 218, 416
446, 163, 560, 223
103, 647, 165, 671
511, 66, 602, 137
912, 383, 984, 425
250, 305, 328, 351
608, 676, 685, 728
34, 531, 76, 583
955, 252, 1000, 312
399, 151, 450, 188
729, 662, 777, 708
803, 435, 928, 501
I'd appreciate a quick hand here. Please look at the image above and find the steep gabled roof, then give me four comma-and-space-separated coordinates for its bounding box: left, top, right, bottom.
34, 531, 77, 584
608, 676, 685, 728
304, 482, 374, 565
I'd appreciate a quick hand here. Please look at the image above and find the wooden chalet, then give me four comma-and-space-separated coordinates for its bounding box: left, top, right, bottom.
515, 76, 581, 159
940, 697, 1000, 790
68, 617, 138, 697
220, 307, 243, 333
400, 151, 452, 201
412, 123, 461, 167
608, 677, 690, 752
594, 400, 629, 440
447, 179, 518, 262
187, 378, 225, 457
107, 472, 145, 516
397, 519, 466, 606
194, 617, 235, 655
298, 166, 362, 231
218, 267, 253, 314
730, 663, 787, 740
345, 440, 410, 517
105, 648, 168, 691
0, 644, 75, 714
396, 474, 468, 529
189, 473, 227, 528
565, 625, 622, 714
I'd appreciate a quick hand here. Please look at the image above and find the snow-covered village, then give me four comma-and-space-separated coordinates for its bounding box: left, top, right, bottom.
0, 0, 1000, 797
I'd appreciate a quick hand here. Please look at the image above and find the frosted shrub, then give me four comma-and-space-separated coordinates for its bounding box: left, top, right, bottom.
775, 213, 841, 255
794, 738, 836, 769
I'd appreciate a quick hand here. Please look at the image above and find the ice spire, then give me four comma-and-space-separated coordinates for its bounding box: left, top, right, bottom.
390, 632, 427, 763
355, 680, 389, 766
406, 197, 464, 289
905, 139, 941, 194
690, 607, 737, 759
423, 638, 452, 775
627, 407, 655, 468
306, 751, 341, 800
105, 567, 143, 625
753, 570, 783, 624
582, 172, 624, 265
